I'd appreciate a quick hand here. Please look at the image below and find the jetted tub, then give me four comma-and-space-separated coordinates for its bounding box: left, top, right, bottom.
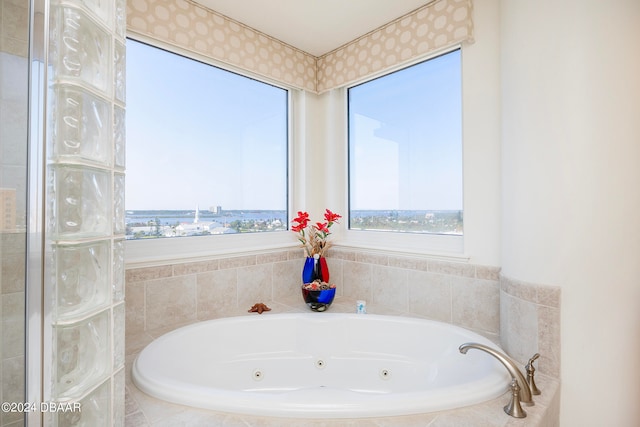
132, 313, 511, 418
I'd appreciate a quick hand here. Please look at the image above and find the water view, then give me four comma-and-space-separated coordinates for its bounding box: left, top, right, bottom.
126, 209, 463, 239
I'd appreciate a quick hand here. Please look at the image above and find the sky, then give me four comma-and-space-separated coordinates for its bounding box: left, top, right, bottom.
349, 49, 463, 211
125, 39, 287, 211
126, 40, 462, 212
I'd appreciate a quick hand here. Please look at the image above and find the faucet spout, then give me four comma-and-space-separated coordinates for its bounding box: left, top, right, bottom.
459, 342, 533, 406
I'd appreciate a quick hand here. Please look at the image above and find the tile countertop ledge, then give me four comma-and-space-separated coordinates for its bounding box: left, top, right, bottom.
124, 298, 560, 427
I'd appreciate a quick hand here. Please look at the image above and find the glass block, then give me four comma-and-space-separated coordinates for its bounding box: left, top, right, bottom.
114, 40, 125, 103
49, 5, 112, 95
53, 240, 111, 321
56, 378, 111, 427
114, 0, 126, 40
113, 105, 125, 169
113, 303, 125, 370
113, 173, 125, 235
50, 165, 112, 239
112, 239, 124, 303
49, 83, 112, 166
75, 0, 112, 29
54, 310, 110, 399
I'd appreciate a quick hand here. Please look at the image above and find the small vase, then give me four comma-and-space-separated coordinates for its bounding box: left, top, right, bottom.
301, 255, 329, 284
301, 285, 336, 312
301, 255, 333, 311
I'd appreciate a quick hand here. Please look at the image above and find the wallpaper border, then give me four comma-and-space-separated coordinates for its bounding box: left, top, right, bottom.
126, 0, 473, 93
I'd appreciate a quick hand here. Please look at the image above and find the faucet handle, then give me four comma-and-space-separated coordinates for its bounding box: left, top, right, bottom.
504, 378, 527, 418
525, 353, 541, 395
526, 353, 540, 368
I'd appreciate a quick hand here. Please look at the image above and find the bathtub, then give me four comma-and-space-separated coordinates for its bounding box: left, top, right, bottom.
132, 313, 511, 418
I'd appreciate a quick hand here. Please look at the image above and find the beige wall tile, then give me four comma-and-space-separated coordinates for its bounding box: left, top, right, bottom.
476, 265, 501, 281
342, 261, 372, 300
125, 281, 145, 335
172, 259, 219, 276
500, 290, 539, 366
196, 269, 238, 320
537, 285, 561, 308
272, 260, 302, 301
538, 305, 561, 377
451, 277, 500, 334
257, 251, 288, 264
429, 260, 476, 278
356, 252, 388, 266
407, 271, 452, 322
388, 255, 429, 271
371, 265, 408, 311
236, 264, 272, 309
326, 248, 356, 261
219, 255, 256, 270
500, 275, 561, 377
126, 265, 172, 283
145, 276, 197, 330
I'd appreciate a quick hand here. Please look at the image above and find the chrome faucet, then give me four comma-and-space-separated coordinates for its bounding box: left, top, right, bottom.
459, 342, 533, 418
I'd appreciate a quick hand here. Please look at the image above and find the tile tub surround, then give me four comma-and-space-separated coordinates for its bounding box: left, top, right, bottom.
124, 298, 560, 427
125, 248, 561, 425
500, 276, 561, 379
125, 248, 503, 340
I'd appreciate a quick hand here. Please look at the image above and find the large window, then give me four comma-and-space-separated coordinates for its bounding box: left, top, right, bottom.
348, 49, 462, 235
125, 39, 288, 240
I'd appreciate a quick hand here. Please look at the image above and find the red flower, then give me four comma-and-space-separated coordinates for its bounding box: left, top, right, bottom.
292, 211, 309, 230
314, 222, 329, 234
324, 209, 342, 223
294, 211, 309, 223
291, 209, 341, 257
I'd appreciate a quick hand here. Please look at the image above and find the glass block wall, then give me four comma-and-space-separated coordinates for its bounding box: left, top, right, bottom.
44, 0, 126, 425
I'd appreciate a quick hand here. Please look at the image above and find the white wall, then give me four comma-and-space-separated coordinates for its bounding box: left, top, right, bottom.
500, 1, 640, 425
460, 0, 502, 267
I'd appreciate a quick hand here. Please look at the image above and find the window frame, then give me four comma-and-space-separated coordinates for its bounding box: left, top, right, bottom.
335, 46, 465, 258
124, 35, 296, 265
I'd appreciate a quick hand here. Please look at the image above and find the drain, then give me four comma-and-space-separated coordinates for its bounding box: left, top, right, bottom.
252, 369, 264, 381
315, 359, 326, 369
379, 369, 391, 380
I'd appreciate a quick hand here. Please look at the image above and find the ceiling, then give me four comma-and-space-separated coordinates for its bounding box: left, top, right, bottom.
194, 0, 434, 57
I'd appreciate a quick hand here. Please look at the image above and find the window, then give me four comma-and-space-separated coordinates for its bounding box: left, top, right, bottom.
125, 39, 288, 240
348, 49, 462, 235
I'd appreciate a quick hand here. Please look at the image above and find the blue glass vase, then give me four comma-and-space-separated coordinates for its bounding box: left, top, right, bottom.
301, 256, 329, 284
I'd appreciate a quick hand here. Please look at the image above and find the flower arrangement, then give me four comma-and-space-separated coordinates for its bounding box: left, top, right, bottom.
291, 209, 341, 257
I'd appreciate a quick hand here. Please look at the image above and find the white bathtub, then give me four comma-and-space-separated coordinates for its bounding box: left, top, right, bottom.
132, 313, 511, 418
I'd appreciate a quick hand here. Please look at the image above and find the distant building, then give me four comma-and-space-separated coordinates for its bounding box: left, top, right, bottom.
209, 226, 237, 235
271, 219, 282, 227
177, 222, 237, 236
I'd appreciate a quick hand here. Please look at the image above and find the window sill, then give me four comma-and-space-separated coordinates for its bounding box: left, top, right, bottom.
334, 229, 467, 262
125, 231, 298, 268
